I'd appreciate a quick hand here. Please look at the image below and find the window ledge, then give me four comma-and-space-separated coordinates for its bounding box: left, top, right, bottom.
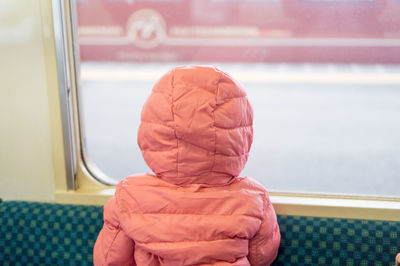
55, 189, 400, 221
271, 195, 400, 221
55, 188, 114, 206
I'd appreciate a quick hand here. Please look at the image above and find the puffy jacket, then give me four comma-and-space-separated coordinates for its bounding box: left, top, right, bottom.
94, 66, 281, 265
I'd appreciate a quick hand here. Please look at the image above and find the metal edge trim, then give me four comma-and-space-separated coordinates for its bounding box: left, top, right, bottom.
51, 0, 76, 190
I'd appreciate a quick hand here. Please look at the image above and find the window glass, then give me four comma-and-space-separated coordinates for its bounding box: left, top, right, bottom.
76, 0, 400, 197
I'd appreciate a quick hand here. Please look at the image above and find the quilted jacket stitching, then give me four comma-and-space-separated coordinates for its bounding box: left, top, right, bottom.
170, 69, 178, 179
214, 124, 253, 130
141, 120, 174, 129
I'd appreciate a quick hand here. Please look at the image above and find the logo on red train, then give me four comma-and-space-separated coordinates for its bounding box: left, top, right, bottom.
126, 9, 166, 49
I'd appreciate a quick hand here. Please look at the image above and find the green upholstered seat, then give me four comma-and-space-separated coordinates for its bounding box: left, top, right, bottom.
272, 215, 399, 266
0, 201, 103, 266
0, 201, 399, 265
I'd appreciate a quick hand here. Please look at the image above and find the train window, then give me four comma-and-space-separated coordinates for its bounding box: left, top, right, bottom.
73, 0, 400, 198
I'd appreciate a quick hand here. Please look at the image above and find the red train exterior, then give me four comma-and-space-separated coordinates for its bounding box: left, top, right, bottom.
76, 0, 400, 63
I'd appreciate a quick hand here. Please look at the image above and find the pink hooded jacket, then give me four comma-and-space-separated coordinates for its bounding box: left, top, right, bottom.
93, 66, 281, 265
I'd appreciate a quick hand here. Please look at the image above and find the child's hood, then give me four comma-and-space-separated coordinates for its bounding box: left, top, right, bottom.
138, 66, 253, 186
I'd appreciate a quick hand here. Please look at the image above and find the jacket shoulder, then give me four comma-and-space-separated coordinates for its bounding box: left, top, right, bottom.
237, 176, 268, 193
117, 173, 173, 189
237, 177, 273, 208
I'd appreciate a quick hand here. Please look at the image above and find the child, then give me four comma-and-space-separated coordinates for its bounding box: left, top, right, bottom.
93, 66, 281, 265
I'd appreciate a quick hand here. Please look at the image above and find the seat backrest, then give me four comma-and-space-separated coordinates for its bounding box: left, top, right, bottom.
1, 201, 399, 265
272, 215, 400, 265
0, 201, 103, 265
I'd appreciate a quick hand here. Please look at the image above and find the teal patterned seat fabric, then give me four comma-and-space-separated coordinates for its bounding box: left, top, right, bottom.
272, 215, 400, 266
0, 201, 103, 266
0, 201, 399, 265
